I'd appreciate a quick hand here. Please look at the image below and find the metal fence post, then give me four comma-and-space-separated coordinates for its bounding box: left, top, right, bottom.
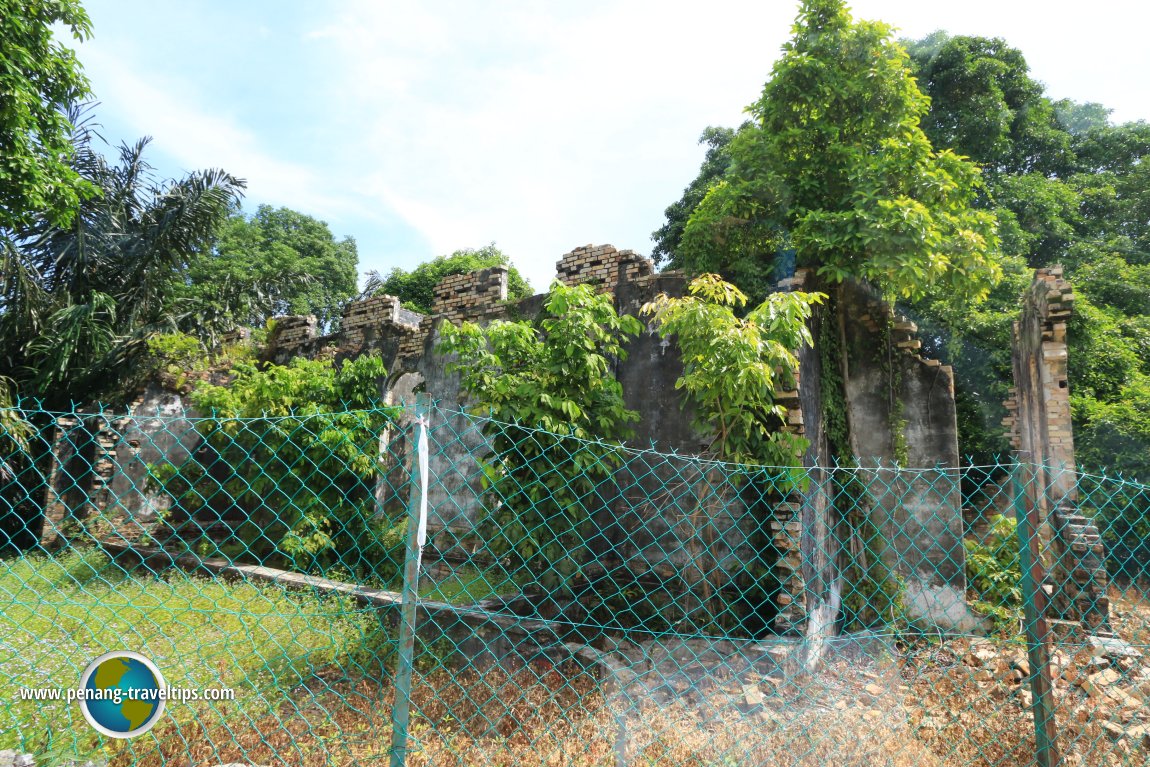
1013, 460, 1061, 767
389, 399, 429, 767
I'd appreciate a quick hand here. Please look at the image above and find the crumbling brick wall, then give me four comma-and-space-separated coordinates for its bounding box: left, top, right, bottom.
263, 294, 424, 368
47, 243, 978, 638
432, 266, 509, 323
1005, 267, 1077, 509
1006, 267, 1112, 637
556, 244, 653, 293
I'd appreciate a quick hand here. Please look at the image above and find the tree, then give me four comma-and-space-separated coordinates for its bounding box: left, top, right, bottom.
650, 126, 741, 268
897, 33, 1150, 477
437, 281, 641, 587
0, 117, 244, 406
0, 0, 95, 229
364, 244, 532, 314
679, 0, 1000, 303
641, 274, 824, 466
903, 33, 1072, 176
184, 205, 358, 333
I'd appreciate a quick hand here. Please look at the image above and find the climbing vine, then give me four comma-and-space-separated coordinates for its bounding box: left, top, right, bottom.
817, 291, 909, 631
873, 312, 909, 466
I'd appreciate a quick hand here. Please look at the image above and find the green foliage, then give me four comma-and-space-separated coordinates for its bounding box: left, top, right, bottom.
904, 33, 1072, 176
367, 244, 532, 314
153, 355, 404, 583
0, 548, 384, 754
0, 375, 32, 478
1089, 475, 1150, 582
437, 281, 642, 587
650, 126, 742, 268
146, 331, 206, 369
1074, 376, 1150, 482
0, 0, 96, 230
0, 117, 244, 407
184, 204, 359, 334
679, 0, 1001, 303
964, 514, 1022, 633
145, 332, 209, 390
895, 31, 1150, 474
641, 273, 824, 467
840, 516, 908, 633
816, 299, 850, 459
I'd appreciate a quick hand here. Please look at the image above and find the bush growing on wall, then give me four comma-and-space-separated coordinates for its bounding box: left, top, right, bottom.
641, 273, 823, 468
151, 354, 405, 584
437, 281, 642, 589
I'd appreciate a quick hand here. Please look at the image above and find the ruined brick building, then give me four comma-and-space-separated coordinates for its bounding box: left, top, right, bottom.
39, 245, 1106, 638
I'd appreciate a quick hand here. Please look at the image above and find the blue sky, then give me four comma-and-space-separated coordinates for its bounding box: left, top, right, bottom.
73, 0, 1150, 292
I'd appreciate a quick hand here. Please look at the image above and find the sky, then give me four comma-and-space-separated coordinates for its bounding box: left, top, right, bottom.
72, 0, 1150, 292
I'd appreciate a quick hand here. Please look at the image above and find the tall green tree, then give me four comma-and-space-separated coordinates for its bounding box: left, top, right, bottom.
899, 32, 1150, 475
650, 126, 740, 268
0, 117, 244, 406
656, 18, 1149, 478
364, 244, 532, 314
904, 33, 1072, 177
678, 0, 1000, 303
0, 0, 95, 229
184, 205, 358, 333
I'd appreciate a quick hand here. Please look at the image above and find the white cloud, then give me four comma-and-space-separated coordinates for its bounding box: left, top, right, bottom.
304, 0, 796, 287
75, 0, 1150, 292
78, 46, 381, 225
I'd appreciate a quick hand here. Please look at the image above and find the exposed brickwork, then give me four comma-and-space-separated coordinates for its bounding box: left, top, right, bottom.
1004, 267, 1075, 466
40, 413, 142, 546
264, 315, 320, 362
263, 295, 427, 367
1052, 505, 1113, 637
1005, 267, 1076, 524
1005, 267, 1110, 637
432, 266, 509, 323
774, 269, 815, 440
771, 499, 806, 633
556, 244, 653, 293
854, 296, 950, 378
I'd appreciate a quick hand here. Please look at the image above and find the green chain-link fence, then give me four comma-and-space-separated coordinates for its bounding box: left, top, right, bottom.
2, 398, 1150, 766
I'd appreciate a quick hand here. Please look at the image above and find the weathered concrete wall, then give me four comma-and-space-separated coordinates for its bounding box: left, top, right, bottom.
836, 278, 977, 632
41, 385, 206, 547
106, 384, 202, 542
782, 270, 835, 637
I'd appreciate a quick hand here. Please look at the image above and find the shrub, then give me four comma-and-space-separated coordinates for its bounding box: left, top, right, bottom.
151, 354, 405, 584
964, 514, 1023, 633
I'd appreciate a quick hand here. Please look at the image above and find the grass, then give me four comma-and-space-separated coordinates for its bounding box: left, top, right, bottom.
0, 548, 395, 762
8, 549, 1150, 766
419, 565, 520, 606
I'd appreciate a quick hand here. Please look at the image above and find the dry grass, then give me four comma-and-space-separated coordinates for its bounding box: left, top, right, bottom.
62, 582, 1150, 766
902, 587, 1150, 767
114, 659, 945, 767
